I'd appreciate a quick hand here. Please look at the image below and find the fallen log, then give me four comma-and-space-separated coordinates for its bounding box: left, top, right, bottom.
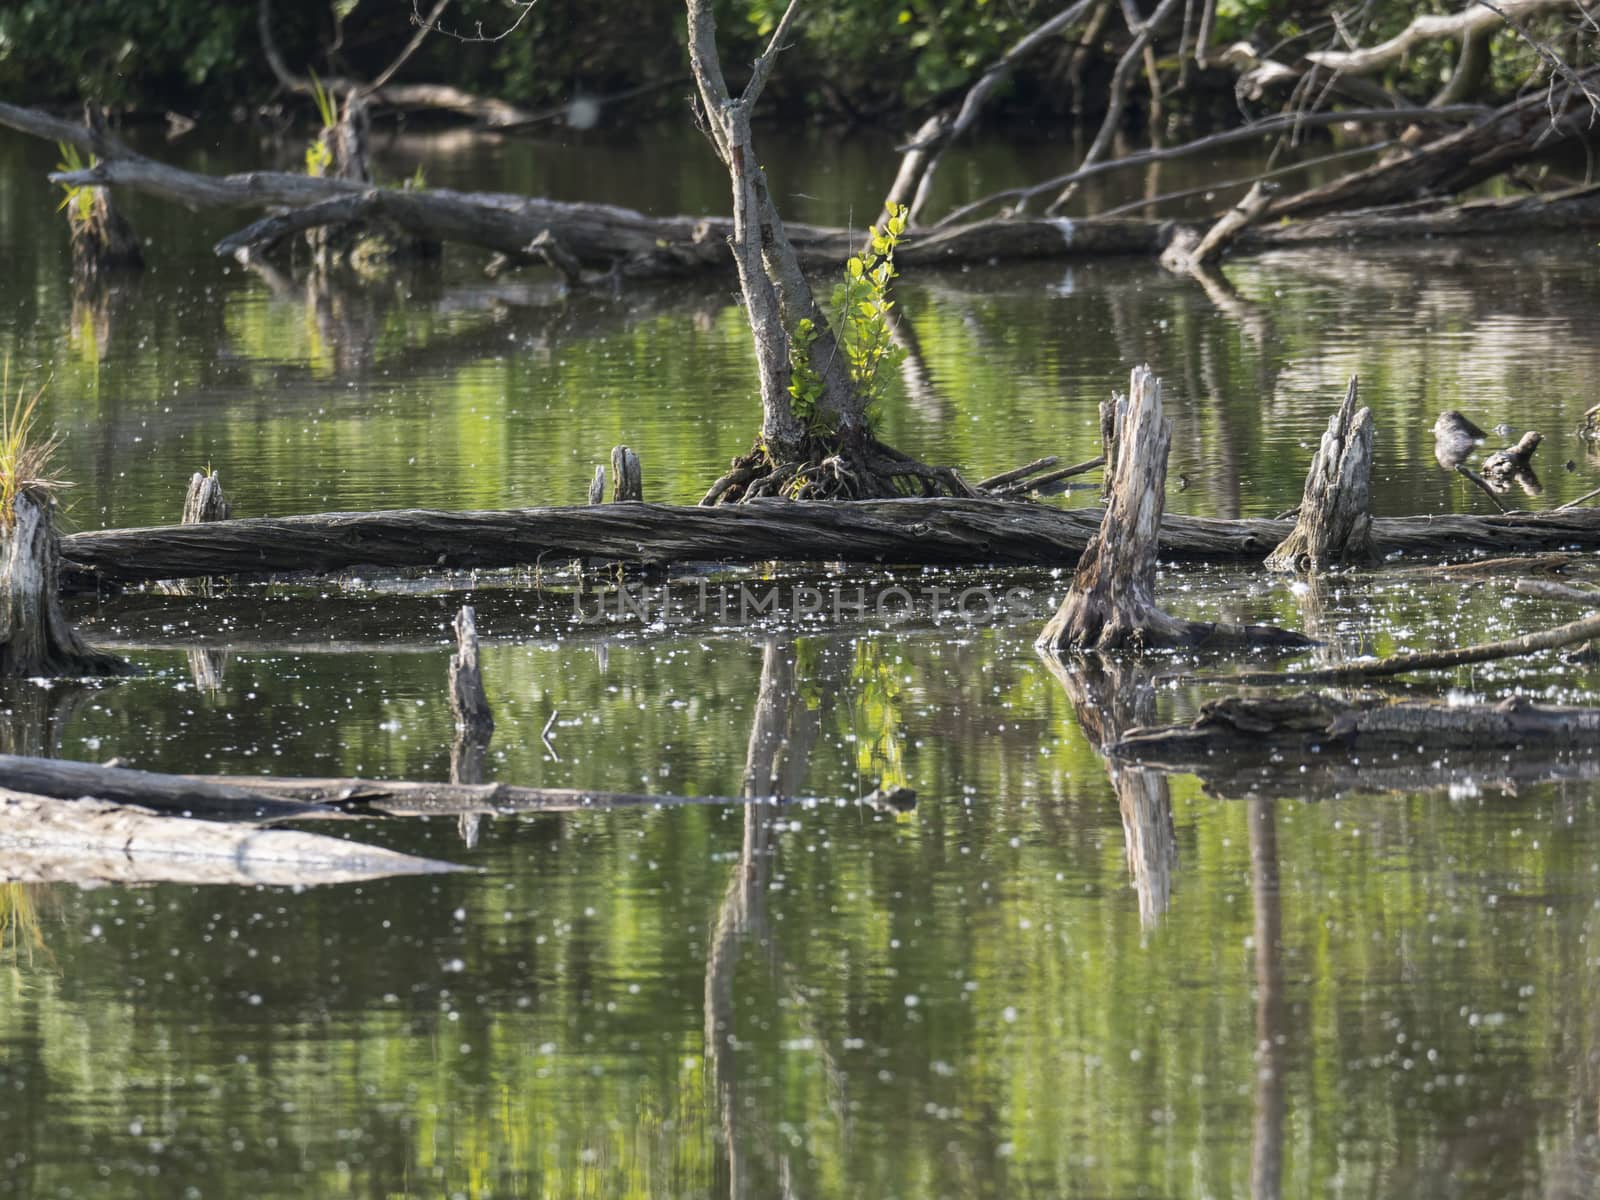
1109, 693, 1600, 799
11, 101, 1600, 281
190, 773, 916, 818
0, 754, 325, 820
55, 498, 1600, 582
1201, 606, 1600, 686
0, 791, 463, 886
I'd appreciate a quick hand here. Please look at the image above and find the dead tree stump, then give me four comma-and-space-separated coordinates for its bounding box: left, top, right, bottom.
1037, 365, 1311, 654
0, 494, 127, 677
610, 446, 642, 502
63, 107, 144, 282
1265, 376, 1376, 571
161, 469, 232, 597
588, 465, 606, 505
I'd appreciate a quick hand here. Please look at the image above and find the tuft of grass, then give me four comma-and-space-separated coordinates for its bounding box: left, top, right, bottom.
54, 142, 98, 227
0, 359, 70, 528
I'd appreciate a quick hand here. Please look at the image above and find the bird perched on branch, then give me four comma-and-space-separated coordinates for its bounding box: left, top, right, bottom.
1432, 410, 1487, 470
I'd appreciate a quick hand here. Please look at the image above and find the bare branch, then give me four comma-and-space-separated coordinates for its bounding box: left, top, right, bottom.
742, 0, 803, 107
412, 0, 540, 43
368, 0, 454, 92
1305, 0, 1577, 75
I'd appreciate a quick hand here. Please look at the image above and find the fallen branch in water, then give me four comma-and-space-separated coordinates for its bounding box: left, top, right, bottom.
1108, 693, 1600, 800
1197, 607, 1600, 686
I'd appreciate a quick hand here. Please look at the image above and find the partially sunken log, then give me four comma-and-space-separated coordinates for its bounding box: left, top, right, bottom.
0, 752, 320, 820
1, 493, 127, 677
1036, 366, 1311, 653
1109, 693, 1600, 800
56, 498, 1600, 583
1265, 376, 1376, 571
0, 791, 462, 886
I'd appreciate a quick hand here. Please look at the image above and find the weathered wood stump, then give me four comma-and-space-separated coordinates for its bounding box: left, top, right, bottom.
1, 494, 127, 677
448, 604, 493, 848
62, 107, 144, 281
161, 469, 231, 597
587, 465, 606, 505
1265, 376, 1376, 571
610, 446, 642, 502
1036, 365, 1312, 653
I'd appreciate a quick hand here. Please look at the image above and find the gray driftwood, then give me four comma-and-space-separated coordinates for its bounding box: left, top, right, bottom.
56, 498, 1600, 583
0, 791, 461, 886
1036, 366, 1310, 652
1265, 377, 1376, 571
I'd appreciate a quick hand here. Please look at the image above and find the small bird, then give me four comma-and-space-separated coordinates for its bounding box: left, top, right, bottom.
1482, 430, 1543, 495
1432, 410, 1487, 470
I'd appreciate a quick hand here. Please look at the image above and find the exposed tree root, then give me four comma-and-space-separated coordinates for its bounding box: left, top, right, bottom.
700, 435, 977, 505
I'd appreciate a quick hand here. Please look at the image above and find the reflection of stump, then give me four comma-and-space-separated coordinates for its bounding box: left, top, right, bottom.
1, 494, 127, 677
1038, 365, 1309, 653
186, 648, 230, 693
0, 680, 99, 758
448, 606, 493, 848
1044, 654, 1177, 928
1266, 377, 1376, 572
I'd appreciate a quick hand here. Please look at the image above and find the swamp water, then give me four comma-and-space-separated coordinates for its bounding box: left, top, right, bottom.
1, 124, 1600, 1198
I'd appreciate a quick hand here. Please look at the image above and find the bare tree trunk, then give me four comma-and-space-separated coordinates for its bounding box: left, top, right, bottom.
686, 0, 853, 461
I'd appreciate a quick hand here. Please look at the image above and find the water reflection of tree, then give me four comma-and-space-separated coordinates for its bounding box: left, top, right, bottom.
1249, 797, 1286, 1200
706, 638, 835, 1198
1042, 655, 1177, 928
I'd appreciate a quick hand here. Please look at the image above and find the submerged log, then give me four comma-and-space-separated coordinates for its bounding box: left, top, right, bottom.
55, 497, 1600, 582
1265, 377, 1376, 571
0, 753, 324, 820
1, 494, 128, 677
1109, 693, 1600, 799
0, 791, 462, 886
1036, 366, 1310, 652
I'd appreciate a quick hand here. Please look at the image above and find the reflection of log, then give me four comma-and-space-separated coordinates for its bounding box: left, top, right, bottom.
1111, 693, 1600, 798
57, 498, 1600, 584
0, 792, 462, 886
1037, 366, 1309, 652
1265, 377, 1376, 571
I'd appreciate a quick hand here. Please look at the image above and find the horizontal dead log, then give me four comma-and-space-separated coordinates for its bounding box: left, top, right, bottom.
1242, 185, 1600, 248
0, 790, 462, 886
0, 753, 325, 820
56, 499, 1600, 582
1108, 693, 1600, 800
191, 774, 915, 817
